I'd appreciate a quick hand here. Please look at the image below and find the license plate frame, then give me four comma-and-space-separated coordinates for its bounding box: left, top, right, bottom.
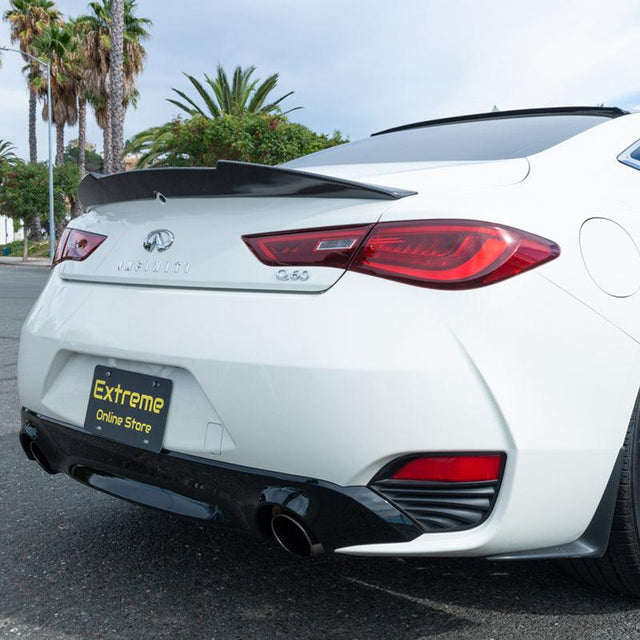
83, 365, 172, 453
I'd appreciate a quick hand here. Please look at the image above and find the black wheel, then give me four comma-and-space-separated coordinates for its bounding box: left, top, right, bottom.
565, 393, 640, 596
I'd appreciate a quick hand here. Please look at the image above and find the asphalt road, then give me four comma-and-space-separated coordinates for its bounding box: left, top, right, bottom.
2, 265, 640, 640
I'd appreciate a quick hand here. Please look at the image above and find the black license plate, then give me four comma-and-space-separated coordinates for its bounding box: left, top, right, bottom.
83, 365, 173, 452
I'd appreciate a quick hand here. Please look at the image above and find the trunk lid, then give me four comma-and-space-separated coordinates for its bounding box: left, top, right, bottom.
62, 198, 396, 293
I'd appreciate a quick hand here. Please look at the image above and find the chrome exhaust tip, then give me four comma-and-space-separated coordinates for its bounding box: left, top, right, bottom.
270, 513, 323, 557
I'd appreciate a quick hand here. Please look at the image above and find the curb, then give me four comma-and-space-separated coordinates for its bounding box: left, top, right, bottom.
0, 259, 51, 268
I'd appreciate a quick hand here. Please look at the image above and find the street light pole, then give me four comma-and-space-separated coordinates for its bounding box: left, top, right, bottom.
0, 46, 55, 262
45, 61, 54, 262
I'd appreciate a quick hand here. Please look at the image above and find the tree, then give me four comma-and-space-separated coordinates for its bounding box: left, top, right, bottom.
77, 71, 87, 179
31, 20, 78, 166
77, 2, 111, 168
64, 141, 103, 173
0, 160, 78, 238
125, 114, 347, 169
67, 17, 93, 180
3, 0, 61, 163
53, 159, 79, 224
169, 65, 301, 120
78, 0, 151, 173
0, 141, 18, 247
108, 0, 124, 172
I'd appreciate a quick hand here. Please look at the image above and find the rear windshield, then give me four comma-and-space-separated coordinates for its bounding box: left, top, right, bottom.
286, 114, 611, 167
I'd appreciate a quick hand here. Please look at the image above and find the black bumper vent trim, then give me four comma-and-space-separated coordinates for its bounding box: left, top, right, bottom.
371, 479, 499, 532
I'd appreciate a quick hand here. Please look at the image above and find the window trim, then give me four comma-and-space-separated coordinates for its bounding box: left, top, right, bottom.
618, 139, 640, 171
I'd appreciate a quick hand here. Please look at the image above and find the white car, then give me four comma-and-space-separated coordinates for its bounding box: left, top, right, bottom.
18, 107, 640, 595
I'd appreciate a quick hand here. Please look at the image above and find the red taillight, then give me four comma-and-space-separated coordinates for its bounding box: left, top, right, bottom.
243, 224, 374, 269
390, 454, 504, 483
243, 219, 559, 289
350, 220, 560, 289
53, 228, 107, 266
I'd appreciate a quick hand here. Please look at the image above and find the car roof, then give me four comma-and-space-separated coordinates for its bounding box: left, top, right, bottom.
371, 106, 629, 137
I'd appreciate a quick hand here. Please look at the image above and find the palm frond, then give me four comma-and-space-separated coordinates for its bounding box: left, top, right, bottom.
124, 122, 174, 168
215, 64, 233, 114
203, 72, 225, 113
0, 139, 18, 166
166, 97, 199, 117
183, 73, 220, 118
248, 73, 278, 112
258, 91, 301, 114
167, 64, 300, 120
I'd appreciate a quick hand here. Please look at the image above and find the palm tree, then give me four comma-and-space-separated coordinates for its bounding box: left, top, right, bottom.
108, 0, 124, 172
123, 121, 173, 168
77, 0, 151, 172
89, 89, 138, 168
67, 17, 94, 180
168, 65, 301, 119
0, 140, 18, 166
3, 0, 61, 164
88, 92, 110, 167
80, 0, 112, 170
31, 21, 78, 165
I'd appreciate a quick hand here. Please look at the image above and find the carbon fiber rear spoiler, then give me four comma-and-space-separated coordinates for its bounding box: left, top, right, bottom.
78, 160, 417, 208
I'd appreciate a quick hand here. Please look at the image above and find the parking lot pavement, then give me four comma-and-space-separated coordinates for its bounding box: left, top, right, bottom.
2, 264, 640, 640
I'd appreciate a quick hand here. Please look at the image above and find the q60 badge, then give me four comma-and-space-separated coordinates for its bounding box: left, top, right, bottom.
276, 269, 310, 282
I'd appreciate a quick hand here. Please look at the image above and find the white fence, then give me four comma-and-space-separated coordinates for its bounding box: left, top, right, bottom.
0, 215, 23, 245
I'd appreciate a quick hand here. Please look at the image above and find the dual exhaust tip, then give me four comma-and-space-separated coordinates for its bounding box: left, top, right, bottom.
270, 512, 323, 557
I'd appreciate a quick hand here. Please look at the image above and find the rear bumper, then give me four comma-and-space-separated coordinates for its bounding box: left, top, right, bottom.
19, 409, 422, 551
18, 271, 640, 556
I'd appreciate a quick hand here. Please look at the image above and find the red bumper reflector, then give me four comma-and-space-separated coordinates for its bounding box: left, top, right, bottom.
391, 454, 504, 482
53, 228, 107, 266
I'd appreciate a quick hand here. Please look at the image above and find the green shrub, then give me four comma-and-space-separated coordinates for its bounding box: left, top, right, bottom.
0, 161, 79, 236
126, 114, 347, 168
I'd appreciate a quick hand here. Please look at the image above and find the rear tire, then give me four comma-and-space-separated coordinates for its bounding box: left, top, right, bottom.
565, 393, 640, 596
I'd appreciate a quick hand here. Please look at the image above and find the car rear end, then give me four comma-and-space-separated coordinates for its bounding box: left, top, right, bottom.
18, 108, 640, 558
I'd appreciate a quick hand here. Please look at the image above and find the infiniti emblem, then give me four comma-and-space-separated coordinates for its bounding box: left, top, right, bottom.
143, 229, 174, 253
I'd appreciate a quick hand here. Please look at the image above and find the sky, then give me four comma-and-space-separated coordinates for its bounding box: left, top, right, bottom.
1, 0, 640, 160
